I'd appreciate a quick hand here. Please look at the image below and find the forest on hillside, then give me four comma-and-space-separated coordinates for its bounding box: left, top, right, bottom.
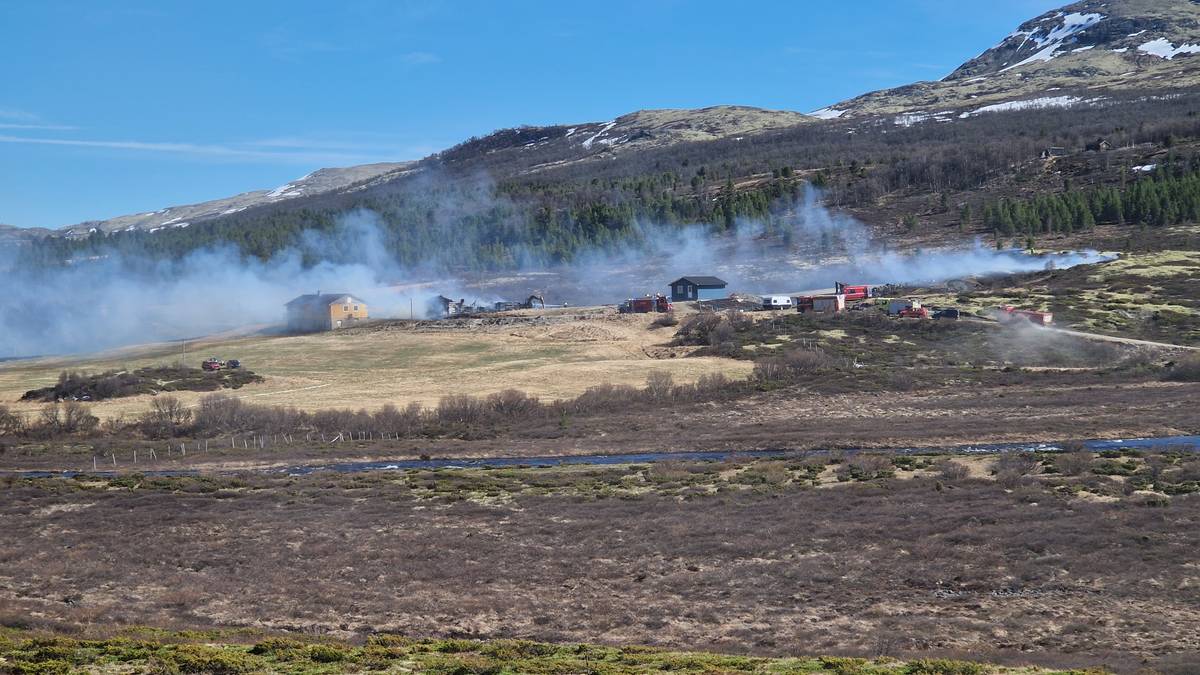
22, 89, 1200, 272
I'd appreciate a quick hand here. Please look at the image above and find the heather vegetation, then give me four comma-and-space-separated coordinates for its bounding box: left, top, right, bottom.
3, 453, 1199, 672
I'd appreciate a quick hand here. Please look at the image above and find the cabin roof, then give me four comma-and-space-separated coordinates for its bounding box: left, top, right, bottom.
285, 293, 365, 308
672, 276, 727, 287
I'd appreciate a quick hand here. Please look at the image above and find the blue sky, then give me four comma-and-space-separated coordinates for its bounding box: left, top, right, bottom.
0, 0, 1062, 229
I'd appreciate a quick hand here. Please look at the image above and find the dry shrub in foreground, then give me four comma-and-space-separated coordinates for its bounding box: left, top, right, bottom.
1054, 451, 1093, 476
1163, 355, 1200, 382
936, 459, 970, 482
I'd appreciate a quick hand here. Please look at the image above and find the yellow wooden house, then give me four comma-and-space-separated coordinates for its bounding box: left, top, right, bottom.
285, 292, 368, 332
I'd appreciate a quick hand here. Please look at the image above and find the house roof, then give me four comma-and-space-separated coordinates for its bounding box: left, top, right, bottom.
672, 276, 727, 287
285, 293, 365, 308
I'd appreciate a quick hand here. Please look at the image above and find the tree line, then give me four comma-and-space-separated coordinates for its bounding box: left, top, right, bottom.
981, 154, 1200, 236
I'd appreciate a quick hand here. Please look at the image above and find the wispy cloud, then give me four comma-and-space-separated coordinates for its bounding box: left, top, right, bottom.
0, 134, 403, 164
400, 51, 441, 65
0, 107, 42, 122
0, 122, 79, 131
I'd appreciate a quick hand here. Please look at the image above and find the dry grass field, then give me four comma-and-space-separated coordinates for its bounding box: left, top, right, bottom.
0, 309, 752, 421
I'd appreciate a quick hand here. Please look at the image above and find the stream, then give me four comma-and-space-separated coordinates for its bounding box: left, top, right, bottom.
9, 435, 1199, 479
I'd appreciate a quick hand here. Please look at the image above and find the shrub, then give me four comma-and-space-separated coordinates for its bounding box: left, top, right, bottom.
248, 638, 307, 658
650, 312, 678, 328
156, 644, 259, 674
754, 348, 831, 383
935, 459, 969, 481
305, 644, 349, 663
0, 405, 26, 436
993, 452, 1040, 487
140, 396, 192, 439
644, 372, 675, 401
3, 659, 74, 674
476, 640, 558, 659
436, 395, 486, 427
34, 401, 98, 436
572, 384, 642, 414
675, 313, 726, 345
838, 454, 895, 481
484, 390, 542, 418
1054, 450, 1093, 476
1163, 355, 1200, 382
904, 659, 986, 675
819, 655, 870, 674
421, 654, 502, 675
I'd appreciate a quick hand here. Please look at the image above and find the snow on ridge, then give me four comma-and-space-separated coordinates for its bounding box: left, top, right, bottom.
960, 95, 1093, 118
1000, 12, 1104, 73
1133, 164, 1158, 172
809, 107, 846, 120
267, 183, 303, 199
1138, 38, 1200, 60
580, 121, 617, 149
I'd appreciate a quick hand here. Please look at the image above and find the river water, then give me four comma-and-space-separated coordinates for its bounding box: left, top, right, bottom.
11, 435, 1199, 480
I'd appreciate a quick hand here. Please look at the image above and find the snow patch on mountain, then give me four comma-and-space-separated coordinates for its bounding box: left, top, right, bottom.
580, 121, 617, 149
809, 107, 846, 120
960, 95, 1093, 117
999, 11, 1104, 73
1138, 38, 1200, 60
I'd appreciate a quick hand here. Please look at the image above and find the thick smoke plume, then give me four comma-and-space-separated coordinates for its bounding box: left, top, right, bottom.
517, 186, 1110, 303
0, 185, 1110, 358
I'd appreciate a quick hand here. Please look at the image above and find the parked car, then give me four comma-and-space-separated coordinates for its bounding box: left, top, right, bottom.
933, 308, 960, 320
227, 359, 241, 369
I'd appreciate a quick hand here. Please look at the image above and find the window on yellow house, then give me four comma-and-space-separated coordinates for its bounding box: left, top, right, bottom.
343, 305, 349, 311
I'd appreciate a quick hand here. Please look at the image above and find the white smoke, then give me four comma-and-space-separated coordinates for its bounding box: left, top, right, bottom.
0, 184, 1112, 358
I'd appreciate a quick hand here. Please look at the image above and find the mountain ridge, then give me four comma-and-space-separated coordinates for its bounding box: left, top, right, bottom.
818, 0, 1200, 118
13, 0, 1200, 242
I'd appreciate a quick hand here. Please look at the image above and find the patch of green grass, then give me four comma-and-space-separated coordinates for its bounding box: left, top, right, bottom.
0, 632, 1063, 675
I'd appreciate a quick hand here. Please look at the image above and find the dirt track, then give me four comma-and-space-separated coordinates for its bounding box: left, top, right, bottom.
1046, 326, 1200, 351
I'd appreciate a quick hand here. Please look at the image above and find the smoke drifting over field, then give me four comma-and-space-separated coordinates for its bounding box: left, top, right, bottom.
0, 212, 415, 358
0, 187, 1110, 357
550, 187, 1110, 302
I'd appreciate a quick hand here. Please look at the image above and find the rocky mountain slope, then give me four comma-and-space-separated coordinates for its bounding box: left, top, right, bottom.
15, 0, 1200, 244
57, 162, 411, 237
42, 106, 808, 239
816, 0, 1200, 118
439, 105, 810, 164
